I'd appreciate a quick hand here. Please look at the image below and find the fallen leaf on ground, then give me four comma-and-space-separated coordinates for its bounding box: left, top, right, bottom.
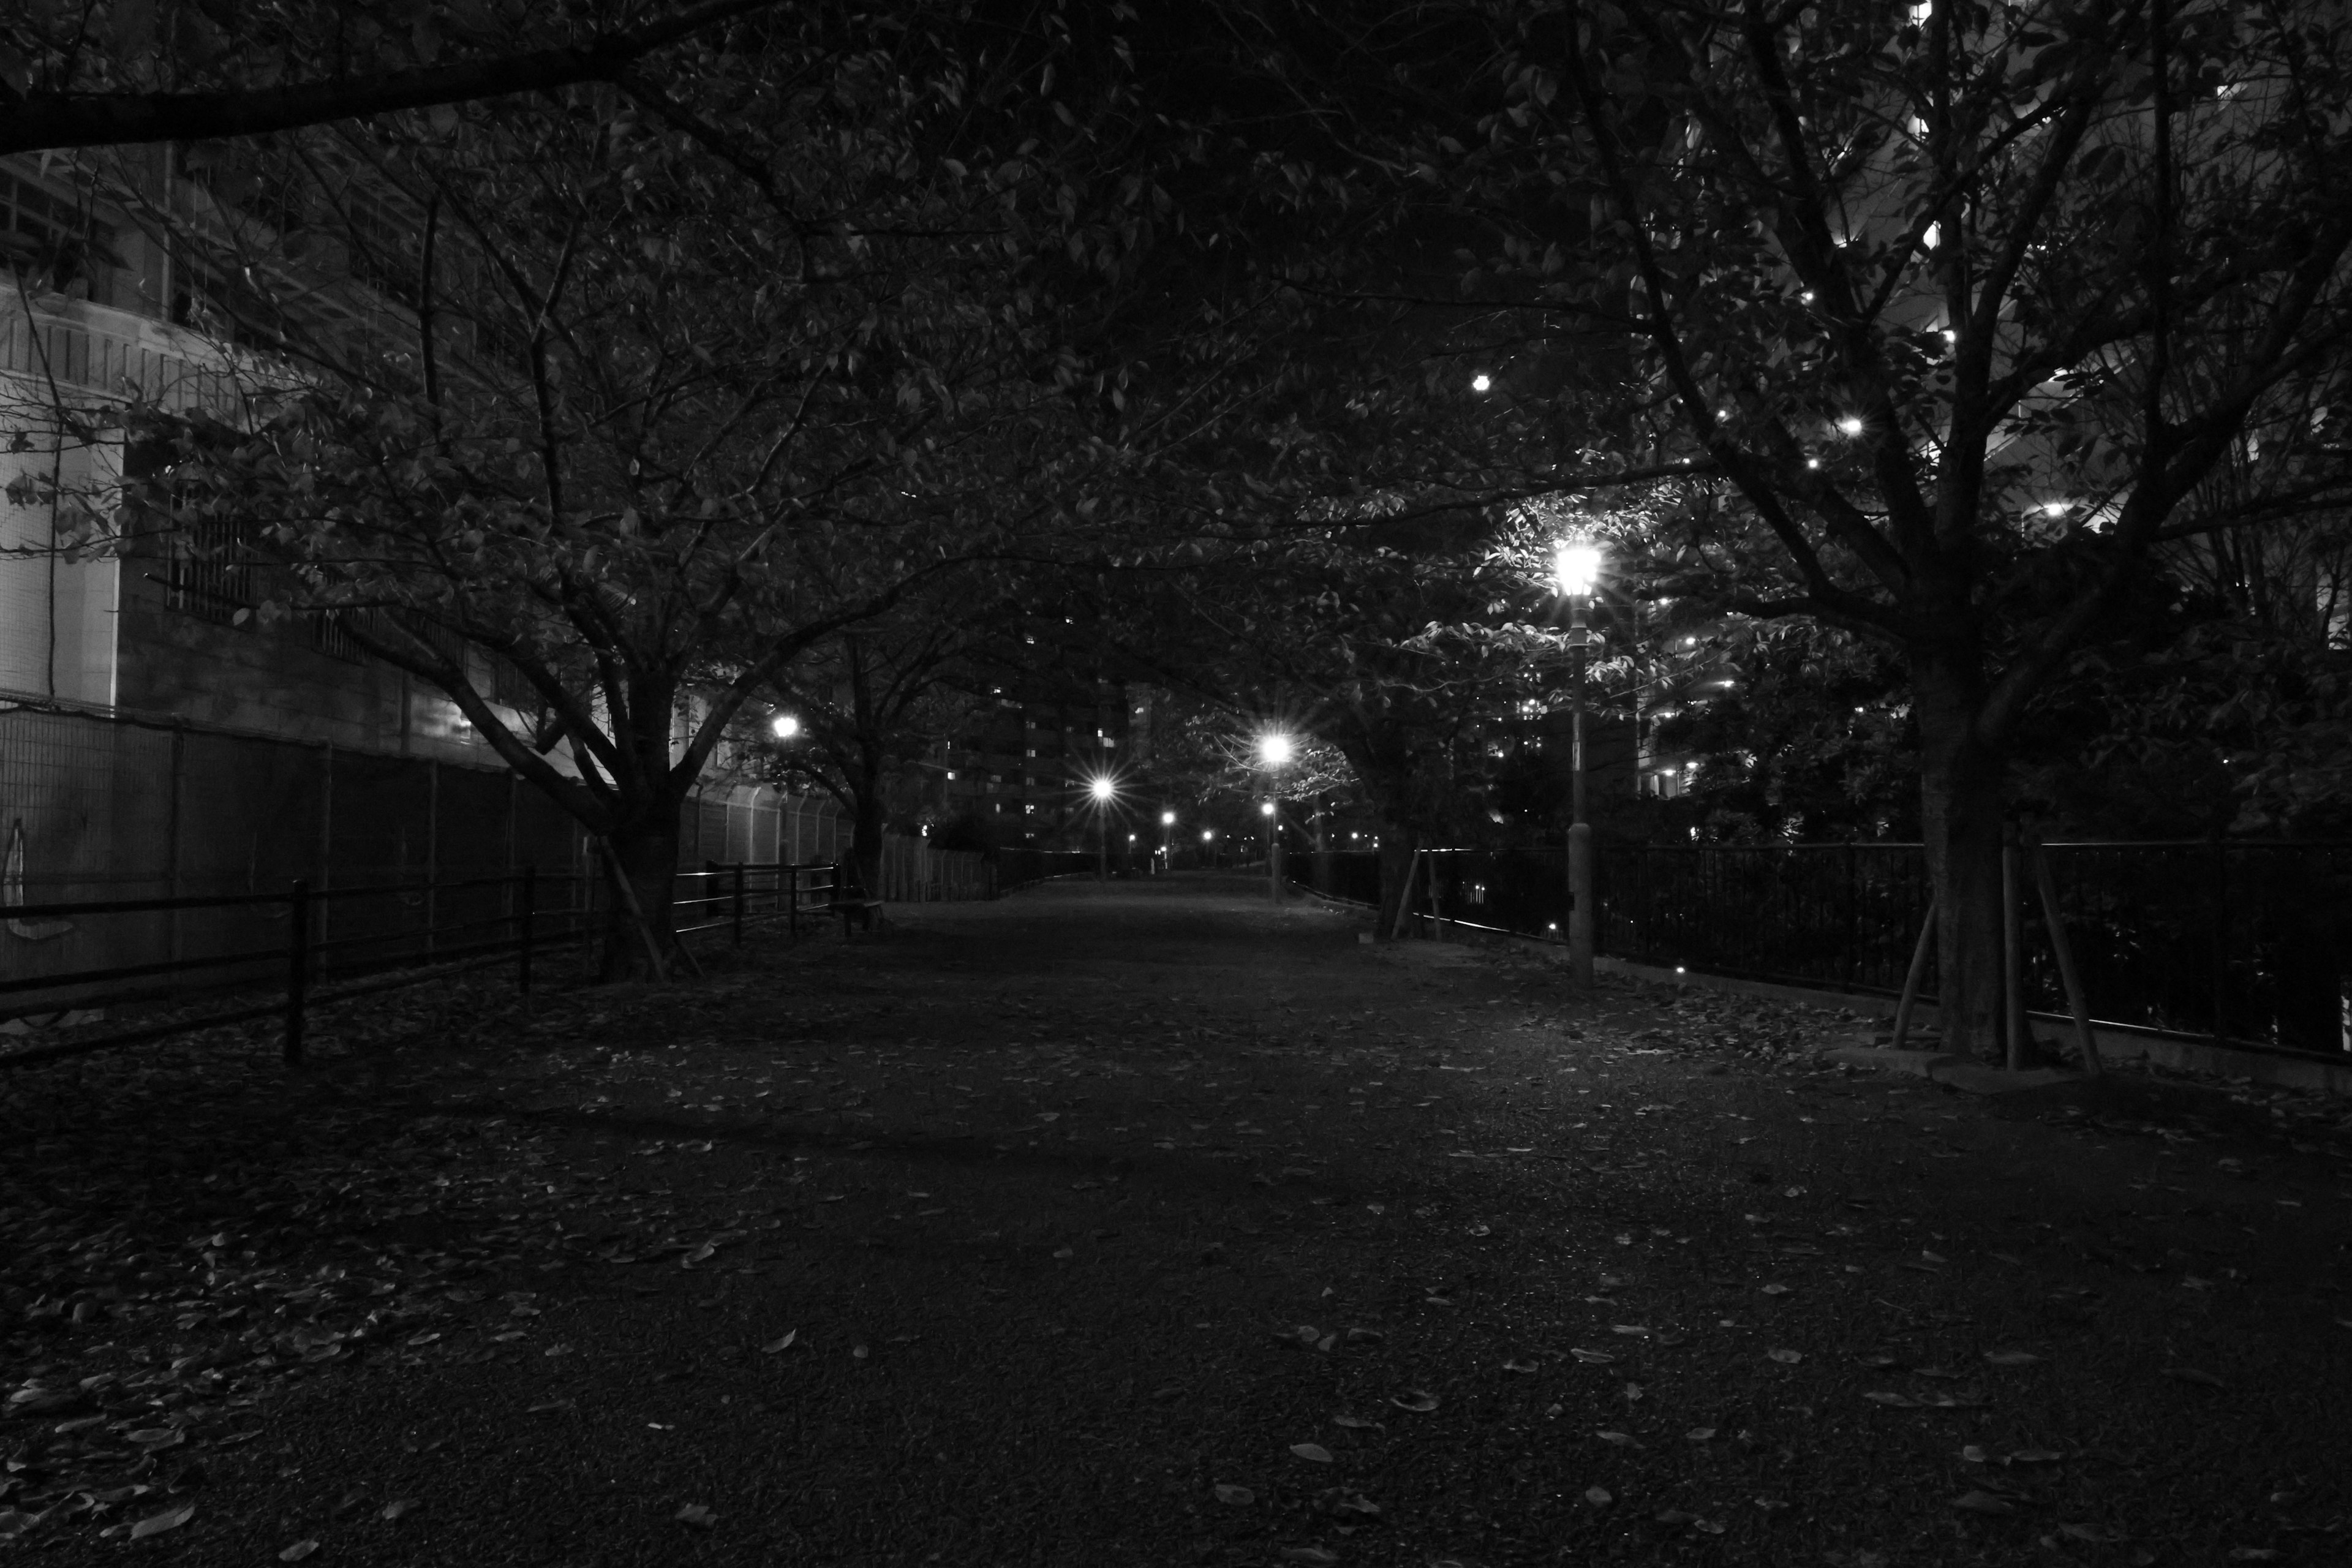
1502, 1358, 1539, 1374
1685, 1427, 1717, 1441
1280, 1550, 1339, 1566
1864, 1392, 1919, 1408
1983, 1351, 2042, 1366
1767, 1348, 1804, 1364
1953, 1491, 2015, 1515
279, 1542, 320, 1562
1761, 1283, 1790, 1295
381, 1499, 418, 1521
1390, 1390, 1439, 1412
1585, 1487, 1613, 1506
2058, 1523, 2122, 1544
1569, 1348, 1615, 1364
1596, 1431, 1641, 1447
760, 1330, 797, 1354
129, 1502, 195, 1540
675, 1503, 717, 1528
1290, 1443, 1334, 1463
1332, 1414, 1382, 1430
1213, 1485, 1254, 1505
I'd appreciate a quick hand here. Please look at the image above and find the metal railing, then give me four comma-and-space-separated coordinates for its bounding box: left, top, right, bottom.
1306, 841, 2352, 1058
0, 869, 597, 1069
0, 846, 1038, 1069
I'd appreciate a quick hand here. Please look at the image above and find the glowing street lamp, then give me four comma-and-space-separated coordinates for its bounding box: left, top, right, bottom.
1257, 733, 1294, 905
1088, 776, 1115, 881
769, 714, 801, 740
1159, 809, 1176, 873
1555, 538, 1604, 987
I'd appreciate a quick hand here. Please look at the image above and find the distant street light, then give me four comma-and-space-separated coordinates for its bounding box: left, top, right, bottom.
1471, 372, 1491, 393
1088, 776, 1115, 881
769, 714, 800, 740
1257, 733, 1294, 904
1555, 539, 1604, 986
1159, 809, 1176, 873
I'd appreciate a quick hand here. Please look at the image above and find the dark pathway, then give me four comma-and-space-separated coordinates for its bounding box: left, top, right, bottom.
4, 876, 2348, 1566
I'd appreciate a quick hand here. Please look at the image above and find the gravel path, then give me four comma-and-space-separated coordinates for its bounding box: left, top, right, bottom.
4, 875, 2348, 1566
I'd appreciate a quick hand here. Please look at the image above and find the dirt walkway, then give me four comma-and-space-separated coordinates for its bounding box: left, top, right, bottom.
4, 876, 2348, 1566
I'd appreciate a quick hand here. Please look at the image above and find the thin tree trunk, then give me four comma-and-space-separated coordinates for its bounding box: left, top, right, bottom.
1915, 666, 2006, 1063
850, 764, 887, 907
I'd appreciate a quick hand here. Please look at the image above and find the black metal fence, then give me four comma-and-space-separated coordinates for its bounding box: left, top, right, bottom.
1, 850, 1007, 1070
1305, 841, 2352, 1057
0, 869, 596, 1069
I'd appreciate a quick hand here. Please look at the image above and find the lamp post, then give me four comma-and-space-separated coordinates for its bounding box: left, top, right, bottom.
1555, 540, 1603, 986
1160, 809, 1175, 873
1257, 733, 1293, 904
1089, 777, 1114, 881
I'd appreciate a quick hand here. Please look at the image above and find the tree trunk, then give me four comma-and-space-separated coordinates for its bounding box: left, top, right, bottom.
600, 812, 682, 981
850, 764, 888, 907
1915, 665, 2007, 1063
1375, 826, 1417, 939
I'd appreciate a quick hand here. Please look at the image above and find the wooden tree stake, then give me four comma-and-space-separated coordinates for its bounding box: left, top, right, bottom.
2027, 832, 2102, 1079
1892, 895, 1937, 1050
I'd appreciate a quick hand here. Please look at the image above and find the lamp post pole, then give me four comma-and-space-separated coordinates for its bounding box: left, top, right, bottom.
1257, 734, 1294, 905
1556, 541, 1602, 987
1089, 777, 1114, 882
1268, 795, 1283, 903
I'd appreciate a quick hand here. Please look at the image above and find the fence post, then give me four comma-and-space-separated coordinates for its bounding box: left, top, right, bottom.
2002, 827, 2030, 1070
1842, 840, 1859, 990
284, 879, 311, 1066
518, 864, 537, 997
2207, 832, 2229, 1043
788, 864, 799, 940
733, 862, 746, 945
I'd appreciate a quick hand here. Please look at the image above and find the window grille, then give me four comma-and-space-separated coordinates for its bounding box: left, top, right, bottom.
163, 509, 258, 625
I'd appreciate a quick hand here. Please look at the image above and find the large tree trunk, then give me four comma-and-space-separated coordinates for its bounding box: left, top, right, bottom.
1376, 821, 1419, 938
849, 760, 887, 908
1915, 662, 2007, 1063
600, 810, 683, 981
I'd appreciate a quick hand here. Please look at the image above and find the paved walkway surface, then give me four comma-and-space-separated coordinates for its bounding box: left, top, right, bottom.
4, 876, 2349, 1566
